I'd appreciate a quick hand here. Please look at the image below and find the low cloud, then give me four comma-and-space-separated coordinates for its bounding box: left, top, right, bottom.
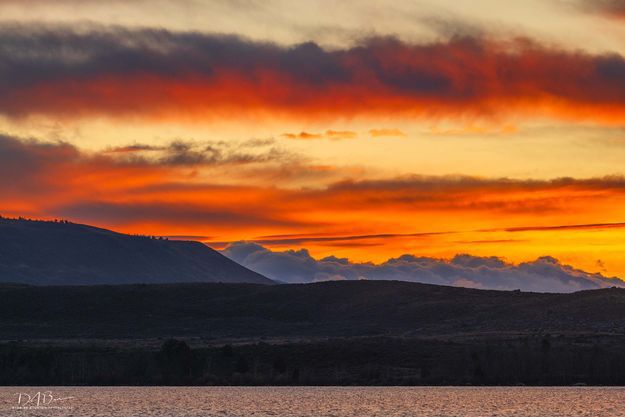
369, 129, 406, 138
217, 231, 453, 247
222, 242, 625, 293
0, 134, 292, 186
51, 201, 303, 228
325, 130, 358, 140
281, 132, 323, 140
503, 222, 625, 232
106, 139, 291, 167
281, 130, 357, 140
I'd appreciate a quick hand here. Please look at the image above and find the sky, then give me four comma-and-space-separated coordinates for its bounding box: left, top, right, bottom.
2, 0, 625, 281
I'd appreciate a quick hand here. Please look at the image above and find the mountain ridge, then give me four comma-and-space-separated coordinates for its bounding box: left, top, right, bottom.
0, 217, 273, 285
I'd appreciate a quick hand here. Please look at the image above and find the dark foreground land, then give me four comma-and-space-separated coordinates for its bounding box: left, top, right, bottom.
2, 280, 625, 385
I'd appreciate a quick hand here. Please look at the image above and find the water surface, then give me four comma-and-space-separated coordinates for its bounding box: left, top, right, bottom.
2, 386, 625, 416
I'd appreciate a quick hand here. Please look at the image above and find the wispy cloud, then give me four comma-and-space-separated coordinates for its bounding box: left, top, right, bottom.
503, 222, 625, 232
281, 130, 357, 140
3, 133, 625, 257
106, 139, 292, 167
369, 128, 406, 138
208, 230, 454, 247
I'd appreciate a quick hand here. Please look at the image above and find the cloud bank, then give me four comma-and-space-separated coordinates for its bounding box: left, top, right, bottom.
3, 133, 625, 235
2, 24, 625, 122
223, 242, 624, 293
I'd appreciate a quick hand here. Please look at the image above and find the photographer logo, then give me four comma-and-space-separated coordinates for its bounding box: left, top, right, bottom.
13, 391, 74, 410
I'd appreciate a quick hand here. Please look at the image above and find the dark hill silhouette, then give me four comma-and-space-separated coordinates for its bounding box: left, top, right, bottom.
1, 280, 625, 339
0, 217, 272, 285
3, 281, 625, 385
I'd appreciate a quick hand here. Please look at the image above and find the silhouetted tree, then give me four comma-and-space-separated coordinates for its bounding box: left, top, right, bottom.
273, 356, 287, 374
158, 339, 193, 384
291, 367, 300, 382
541, 335, 551, 353
235, 356, 250, 373
221, 344, 234, 358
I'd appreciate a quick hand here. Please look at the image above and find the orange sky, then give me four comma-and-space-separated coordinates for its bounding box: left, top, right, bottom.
2, 0, 625, 278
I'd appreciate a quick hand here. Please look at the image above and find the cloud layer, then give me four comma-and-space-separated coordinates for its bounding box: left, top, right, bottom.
223, 242, 624, 293
2, 24, 625, 122
3, 132, 625, 278
3, 133, 625, 235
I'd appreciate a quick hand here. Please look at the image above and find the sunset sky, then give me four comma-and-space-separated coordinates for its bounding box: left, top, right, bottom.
2, 0, 625, 278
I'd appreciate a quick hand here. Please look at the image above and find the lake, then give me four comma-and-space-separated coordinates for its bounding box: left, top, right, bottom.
2, 386, 625, 416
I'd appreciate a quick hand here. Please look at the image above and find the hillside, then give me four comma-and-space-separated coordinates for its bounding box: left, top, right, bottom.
0, 218, 272, 285
1, 280, 624, 340
3, 281, 625, 386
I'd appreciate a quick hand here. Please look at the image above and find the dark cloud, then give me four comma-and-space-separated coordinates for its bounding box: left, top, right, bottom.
143, 140, 290, 167
1, 134, 290, 172
211, 219, 625, 249
50, 201, 304, 228
297, 175, 625, 215
240, 138, 276, 147
0, 133, 315, 229
223, 242, 625, 292
323, 176, 625, 193
3, 133, 625, 238
212, 231, 454, 247
453, 239, 527, 244
0, 134, 81, 193
105, 144, 163, 153
0, 134, 78, 172
0, 132, 298, 222
576, 0, 625, 18
1, 24, 625, 121
503, 222, 625, 232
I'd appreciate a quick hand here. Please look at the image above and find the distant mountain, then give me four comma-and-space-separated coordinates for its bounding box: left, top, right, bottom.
0, 218, 273, 285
